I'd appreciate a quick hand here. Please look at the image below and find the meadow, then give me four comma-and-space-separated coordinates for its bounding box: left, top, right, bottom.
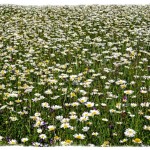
0, 5, 149, 147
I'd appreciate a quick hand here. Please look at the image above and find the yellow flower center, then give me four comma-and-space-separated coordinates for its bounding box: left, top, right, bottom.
133, 138, 142, 143
76, 135, 82, 139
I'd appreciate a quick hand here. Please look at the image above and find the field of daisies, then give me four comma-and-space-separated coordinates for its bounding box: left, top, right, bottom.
0, 5, 149, 147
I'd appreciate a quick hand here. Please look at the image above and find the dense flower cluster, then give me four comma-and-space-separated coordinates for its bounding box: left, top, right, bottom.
0, 5, 149, 147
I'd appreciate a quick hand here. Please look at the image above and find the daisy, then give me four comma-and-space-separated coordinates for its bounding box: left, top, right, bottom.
124, 128, 136, 137
101, 141, 110, 147
55, 115, 63, 121
10, 116, 18, 121
21, 138, 29, 143
0, 136, 3, 141
39, 134, 47, 140
79, 116, 89, 122
102, 118, 108, 122
124, 90, 134, 95
132, 138, 142, 144
44, 89, 53, 94
85, 102, 94, 108
90, 110, 100, 116
32, 142, 41, 147
120, 138, 128, 143
140, 90, 147, 94
116, 80, 126, 85
131, 103, 137, 107
51, 105, 62, 110
70, 115, 78, 120
61, 118, 70, 123
54, 136, 60, 141
82, 126, 90, 132
92, 132, 99, 136
41, 102, 50, 108
78, 97, 88, 103
143, 125, 150, 131
48, 125, 56, 131
8, 93, 18, 98
8, 139, 17, 145
61, 140, 73, 146
71, 102, 80, 107
73, 134, 85, 140
60, 123, 71, 129
37, 128, 42, 133
144, 115, 150, 120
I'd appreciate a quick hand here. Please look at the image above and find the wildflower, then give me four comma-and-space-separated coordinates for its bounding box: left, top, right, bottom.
120, 84, 127, 89
70, 115, 77, 120
82, 112, 90, 117
48, 125, 56, 131
56, 115, 63, 121
86, 121, 92, 125
85, 102, 94, 108
10, 117, 18, 121
73, 134, 85, 139
70, 92, 76, 97
124, 90, 134, 95
8, 139, 17, 145
0, 136, 3, 141
116, 103, 121, 109
79, 90, 87, 95
34, 113, 41, 117
8, 93, 18, 97
100, 76, 106, 79
140, 90, 147, 94
88, 144, 95, 146
140, 102, 150, 107
120, 138, 128, 143
44, 89, 53, 94
15, 99, 22, 103
116, 122, 123, 125
124, 128, 136, 137
101, 103, 107, 107
101, 141, 110, 147
109, 109, 116, 113
82, 126, 90, 132
36, 128, 42, 133
64, 103, 70, 107
61, 118, 70, 123
69, 111, 76, 115
131, 103, 137, 107
90, 109, 100, 116
144, 115, 150, 120
92, 132, 99, 136
71, 102, 80, 107
32, 142, 41, 147
51, 105, 62, 110
132, 138, 142, 144
113, 133, 117, 136
41, 102, 50, 108
78, 97, 88, 103
143, 125, 150, 131
39, 134, 47, 140
79, 116, 89, 122
21, 138, 29, 143
116, 80, 126, 85
60, 123, 71, 129
102, 118, 108, 122
61, 140, 73, 146
122, 96, 127, 102
54, 136, 60, 141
